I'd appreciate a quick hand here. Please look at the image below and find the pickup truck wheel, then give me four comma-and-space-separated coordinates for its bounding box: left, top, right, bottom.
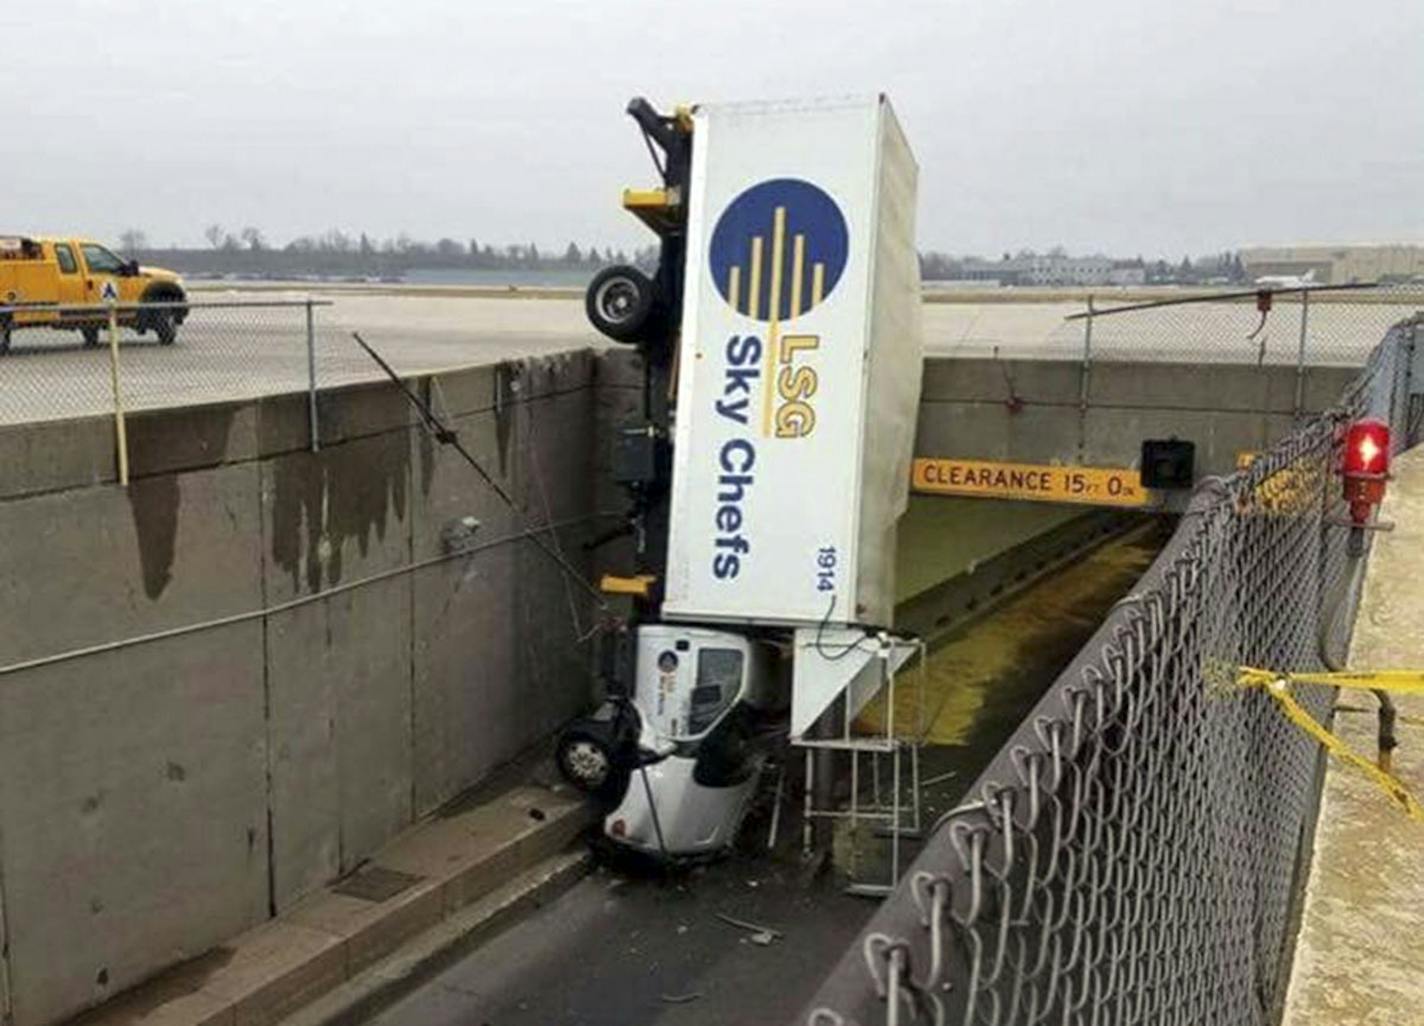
586, 265, 655, 344
153, 314, 177, 346
82, 327, 100, 348
139, 287, 185, 346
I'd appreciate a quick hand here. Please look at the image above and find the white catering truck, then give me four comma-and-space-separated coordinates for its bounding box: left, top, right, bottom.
557, 95, 924, 858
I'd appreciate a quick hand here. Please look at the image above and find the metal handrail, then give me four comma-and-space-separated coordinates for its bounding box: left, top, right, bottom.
1064, 280, 1383, 321
0, 298, 334, 316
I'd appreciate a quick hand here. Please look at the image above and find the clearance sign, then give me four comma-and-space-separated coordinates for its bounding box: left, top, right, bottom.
912, 457, 1157, 508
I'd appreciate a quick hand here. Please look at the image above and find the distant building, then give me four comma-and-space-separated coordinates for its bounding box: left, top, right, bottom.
958, 253, 1122, 287
1109, 260, 1147, 286
958, 259, 1020, 285
1239, 243, 1424, 285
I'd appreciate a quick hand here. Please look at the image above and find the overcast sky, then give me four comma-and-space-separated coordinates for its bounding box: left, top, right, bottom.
4, 0, 1420, 256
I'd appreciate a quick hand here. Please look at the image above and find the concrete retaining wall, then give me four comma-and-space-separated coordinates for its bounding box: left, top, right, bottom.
916, 357, 1358, 489
0, 353, 605, 1026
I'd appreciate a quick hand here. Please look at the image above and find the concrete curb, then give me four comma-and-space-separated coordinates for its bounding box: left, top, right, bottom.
1280, 445, 1424, 1023
72, 784, 593, 1026
279, 849, 591, 1026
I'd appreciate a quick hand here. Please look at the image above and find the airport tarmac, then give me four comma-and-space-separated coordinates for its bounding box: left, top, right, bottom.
0, 287, 1412, 426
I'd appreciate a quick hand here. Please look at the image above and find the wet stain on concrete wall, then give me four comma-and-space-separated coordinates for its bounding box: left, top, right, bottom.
127, 475, 182, 599
416, 381, 436, 501
270, 431, 411, 594
124, 406, 239, 600
494, 364, 515, 479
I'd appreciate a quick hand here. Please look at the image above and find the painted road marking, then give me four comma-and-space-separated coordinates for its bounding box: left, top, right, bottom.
912, 457, 1157, 508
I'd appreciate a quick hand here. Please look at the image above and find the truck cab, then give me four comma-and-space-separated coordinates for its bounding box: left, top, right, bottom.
0, 236, 187, 353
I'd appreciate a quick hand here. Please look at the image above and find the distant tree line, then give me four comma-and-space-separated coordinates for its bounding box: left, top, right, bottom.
115, 226, 658, 278
918, 248, 1249, 285
113, 227, 1251, 286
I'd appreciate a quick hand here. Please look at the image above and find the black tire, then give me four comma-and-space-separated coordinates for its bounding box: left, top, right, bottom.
0, 318, 11, 356
556, 727, 615, 793
153, 313, 177, 346
555, 720, 629, 799
585, 265, 655, 344
82, 326, 101, 348
140, 286, 186, 346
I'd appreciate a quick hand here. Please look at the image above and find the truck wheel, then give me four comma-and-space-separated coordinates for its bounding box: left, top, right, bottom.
82, 326, 101, 348
586, 265, 655, 344
557, 729, 614, 792
140, 286, 185, 345
0, 318, 11, 356
555, 720, 629, 799
153, 314, 177, 346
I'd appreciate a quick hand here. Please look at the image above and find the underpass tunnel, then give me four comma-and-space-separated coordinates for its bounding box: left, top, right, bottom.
817, 495, 1173, 882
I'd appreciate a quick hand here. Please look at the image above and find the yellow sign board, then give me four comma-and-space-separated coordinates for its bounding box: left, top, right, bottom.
912, 457, 1156, 508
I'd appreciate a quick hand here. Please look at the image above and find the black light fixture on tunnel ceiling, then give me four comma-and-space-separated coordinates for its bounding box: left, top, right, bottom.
1140, 438, 1196, 490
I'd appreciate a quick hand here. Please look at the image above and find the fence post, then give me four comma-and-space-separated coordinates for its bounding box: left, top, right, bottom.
106, 301, 130, 486
1410, 322, 1423, 449
1078, 295, 1094, 461
1292, 290, 1310, 420
305, 298, 320, 452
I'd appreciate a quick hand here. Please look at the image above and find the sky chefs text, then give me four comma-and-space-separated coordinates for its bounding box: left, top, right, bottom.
704, 178, 849, 581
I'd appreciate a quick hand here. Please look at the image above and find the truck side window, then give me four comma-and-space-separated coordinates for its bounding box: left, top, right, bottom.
54, 244, 77, 274
687, 648, 743, 735
80, 244, 124, 274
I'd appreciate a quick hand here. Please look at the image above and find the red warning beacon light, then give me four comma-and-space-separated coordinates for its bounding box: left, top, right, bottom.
1341, 418, 1390, 524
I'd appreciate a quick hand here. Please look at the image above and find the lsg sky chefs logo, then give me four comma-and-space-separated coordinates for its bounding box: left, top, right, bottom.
704, 178, 850, 580
709, 178, 849, 438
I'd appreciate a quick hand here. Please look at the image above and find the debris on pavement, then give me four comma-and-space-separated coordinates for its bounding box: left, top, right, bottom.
715, 912, 784, 945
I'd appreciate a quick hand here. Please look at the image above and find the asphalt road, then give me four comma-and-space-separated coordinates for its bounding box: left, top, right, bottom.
0, 288, 1408, 426
367, 854, 876, 1026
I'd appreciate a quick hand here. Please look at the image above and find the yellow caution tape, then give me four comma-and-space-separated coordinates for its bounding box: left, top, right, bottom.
1236, 667, 1424, 823
1238, 666, 1424, 696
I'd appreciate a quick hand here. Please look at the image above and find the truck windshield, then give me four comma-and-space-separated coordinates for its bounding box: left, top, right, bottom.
80, 244, 125, 273
686, 648, 743, 735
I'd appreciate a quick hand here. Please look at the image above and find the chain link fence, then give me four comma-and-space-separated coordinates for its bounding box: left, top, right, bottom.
0, 292, 602, 439
4, 286, 1419, 430
801, 314, 1421, 1026
924, 284, 1424, 366
0, 300, 339, 430
1054, 284, 1424, 367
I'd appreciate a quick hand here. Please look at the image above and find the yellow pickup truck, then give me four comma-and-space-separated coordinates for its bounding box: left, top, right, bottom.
0, 236, 187, 354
